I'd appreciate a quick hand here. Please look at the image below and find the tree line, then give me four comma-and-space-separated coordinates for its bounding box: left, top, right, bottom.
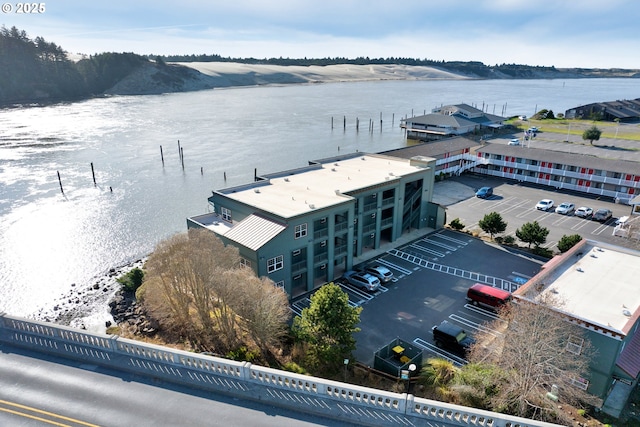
0, 26, 151, 104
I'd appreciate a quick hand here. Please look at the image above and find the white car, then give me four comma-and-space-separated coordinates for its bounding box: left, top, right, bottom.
555, 202, 575, 215
535, 199, 554, 211
575, 207, 593, 218
508, 138, 520, 146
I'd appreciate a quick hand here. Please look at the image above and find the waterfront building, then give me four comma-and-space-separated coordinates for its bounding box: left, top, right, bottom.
514, 240, 640, 417
565, 98, 640, 122
187, 153, 443, 298
401, 103, 505, 142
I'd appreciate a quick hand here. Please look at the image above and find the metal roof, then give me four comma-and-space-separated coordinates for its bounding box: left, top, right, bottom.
617, 329, 640, 378
223, 214, 286, 251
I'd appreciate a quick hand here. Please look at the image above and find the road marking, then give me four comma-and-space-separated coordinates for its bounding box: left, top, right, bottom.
375, 258, 413, 275
449, 314, 500, 337
433, 232, 469, 246
412, 338, 467, 366
409, 243, 446, 258
0, 399, 99, 427
421, 238, 458, 251
387, 248, 519, 292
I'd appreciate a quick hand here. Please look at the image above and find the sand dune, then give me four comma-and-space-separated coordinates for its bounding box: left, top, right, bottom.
178, 62, 470, 88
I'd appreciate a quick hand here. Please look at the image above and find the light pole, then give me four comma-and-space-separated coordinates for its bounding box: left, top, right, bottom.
407, 363, 417, 393
343, 358, 349, 382
566, 121, 571, 142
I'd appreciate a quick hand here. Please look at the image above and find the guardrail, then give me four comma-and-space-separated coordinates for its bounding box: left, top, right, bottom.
0, 313, 559, 427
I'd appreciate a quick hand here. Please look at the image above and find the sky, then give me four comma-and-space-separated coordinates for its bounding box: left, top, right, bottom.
3, 0, 639, 68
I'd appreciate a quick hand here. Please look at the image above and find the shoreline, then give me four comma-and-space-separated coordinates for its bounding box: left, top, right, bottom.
34, 258, 146, 333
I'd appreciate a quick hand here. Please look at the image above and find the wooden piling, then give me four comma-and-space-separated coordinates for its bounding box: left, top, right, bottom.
90, 162, 96, 186
254, 168, 257, 181
160, 145, 164, 166
224, 171, 227, 181
343, 116, 346, 130
180, 147, 184, 169
201, 167, 203, 175
331, 117, 334, 129
57, 171, 64, 195
356, 117, 359, 132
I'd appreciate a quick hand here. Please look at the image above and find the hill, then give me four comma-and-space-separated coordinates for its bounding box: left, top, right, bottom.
1, 26, 639, 105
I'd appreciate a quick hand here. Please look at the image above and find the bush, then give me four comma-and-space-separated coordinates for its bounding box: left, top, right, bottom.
557, 234, 582, 253
116, 267, 144, 292
532, 246, 554, 258
282, 361, 308, 374
503, 235, 516, 245
449, 218, 465, 231
226, 346, 260, 362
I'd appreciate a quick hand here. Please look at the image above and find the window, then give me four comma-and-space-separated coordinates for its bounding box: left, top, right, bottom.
566, 335, 584, 355
292, 249, 301, 256
240, 258, 251, 269
274, 280, 285, 290
267, 255, 284, 273
221, 207, 232, 222
320, 240, 327, 247
294, 223, 307, 239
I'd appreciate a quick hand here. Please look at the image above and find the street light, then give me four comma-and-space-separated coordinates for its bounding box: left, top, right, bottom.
406, 363, 417, 393
343, 358, 349, 382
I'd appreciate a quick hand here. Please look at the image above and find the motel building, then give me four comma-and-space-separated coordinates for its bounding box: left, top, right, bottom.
187, 153, 444, 299
514, 240, 640, 417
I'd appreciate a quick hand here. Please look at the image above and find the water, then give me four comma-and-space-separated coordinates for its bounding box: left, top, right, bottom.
1, 78, 638, 317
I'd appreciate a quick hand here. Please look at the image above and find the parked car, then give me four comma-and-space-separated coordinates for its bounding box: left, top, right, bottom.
508, 138, 520, 146
475, 186, 493, 198
528, 126, 539, 133
555, 202, 575, 215
343, 270, 380, 292
574, 206, 593, 218
535, 199, 554, 211
365, 265, 394, 283
432, 320, 475, 356
466, 283, 512, 311
593, 209, 613, 222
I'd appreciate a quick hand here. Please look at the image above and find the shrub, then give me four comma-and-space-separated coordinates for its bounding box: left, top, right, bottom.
449, 218, 465, 231
532, 246, 554, 258
116, 267, 144, 292
503, 235, 516, 245
226, 346, 260, 362
557, 234, 582, 253
282, 361, 307, 374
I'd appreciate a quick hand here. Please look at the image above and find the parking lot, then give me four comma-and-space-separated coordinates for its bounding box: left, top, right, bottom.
443, 175, 635, 251
291, 174, 637, 369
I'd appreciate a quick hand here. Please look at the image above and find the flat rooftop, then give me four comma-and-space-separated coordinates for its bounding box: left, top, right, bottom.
518, 241, 640, 335
218, 154, 433, 219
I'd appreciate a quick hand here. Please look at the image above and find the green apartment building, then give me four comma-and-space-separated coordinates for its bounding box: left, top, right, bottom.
187, 152, 442, 298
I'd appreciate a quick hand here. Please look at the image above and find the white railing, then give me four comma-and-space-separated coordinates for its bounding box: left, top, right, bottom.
0, 313, 559, 427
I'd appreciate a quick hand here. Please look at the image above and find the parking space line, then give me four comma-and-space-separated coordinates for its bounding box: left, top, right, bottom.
421, 238, 458, 251
387, 248, 519, 291
409, 243, 446, 258
464, 304, 502, 320
449, 314, 500, 337
412, 337, 467, 366
376, 258, 412, 276
433, 232, 469, 246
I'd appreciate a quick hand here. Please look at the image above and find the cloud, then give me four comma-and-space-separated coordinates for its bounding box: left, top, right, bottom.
4, 0, 639, 68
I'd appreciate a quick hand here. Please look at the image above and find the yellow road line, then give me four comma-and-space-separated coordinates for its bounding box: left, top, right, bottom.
0, 399, 100, 427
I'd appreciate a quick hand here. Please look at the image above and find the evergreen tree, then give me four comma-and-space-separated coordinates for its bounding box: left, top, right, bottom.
478, 211, 507, 240
292, 282, 362, 374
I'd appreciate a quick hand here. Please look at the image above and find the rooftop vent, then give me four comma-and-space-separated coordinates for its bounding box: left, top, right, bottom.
309, 204, 316, 209
331, 168, 337, 172
254, 188, 260, 193
576, 267, 584, 272
623, 309, 632, 317
284, 178, 290, 182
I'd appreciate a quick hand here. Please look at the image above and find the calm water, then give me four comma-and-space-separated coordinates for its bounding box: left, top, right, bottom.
1, 78, 638, 317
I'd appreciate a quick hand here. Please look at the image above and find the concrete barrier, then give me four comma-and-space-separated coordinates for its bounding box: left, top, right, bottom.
0, 313, 559, 426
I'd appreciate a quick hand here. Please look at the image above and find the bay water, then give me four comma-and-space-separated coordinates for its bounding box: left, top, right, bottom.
1, 78, 638, 318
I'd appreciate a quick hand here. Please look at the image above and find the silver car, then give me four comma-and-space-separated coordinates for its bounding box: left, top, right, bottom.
343, 271, 380, 292
365, 265, 394, 283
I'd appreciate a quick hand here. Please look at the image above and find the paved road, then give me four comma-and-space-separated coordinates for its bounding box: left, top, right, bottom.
0, 343, 355, 427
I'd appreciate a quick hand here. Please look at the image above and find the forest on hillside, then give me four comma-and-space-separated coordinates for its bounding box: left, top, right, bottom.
0, 26, 150, 104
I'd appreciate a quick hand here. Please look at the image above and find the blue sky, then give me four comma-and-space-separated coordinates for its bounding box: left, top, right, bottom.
4, 0, 639, 68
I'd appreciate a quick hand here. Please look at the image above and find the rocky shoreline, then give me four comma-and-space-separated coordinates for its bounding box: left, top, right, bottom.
34, 258, 146, 333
